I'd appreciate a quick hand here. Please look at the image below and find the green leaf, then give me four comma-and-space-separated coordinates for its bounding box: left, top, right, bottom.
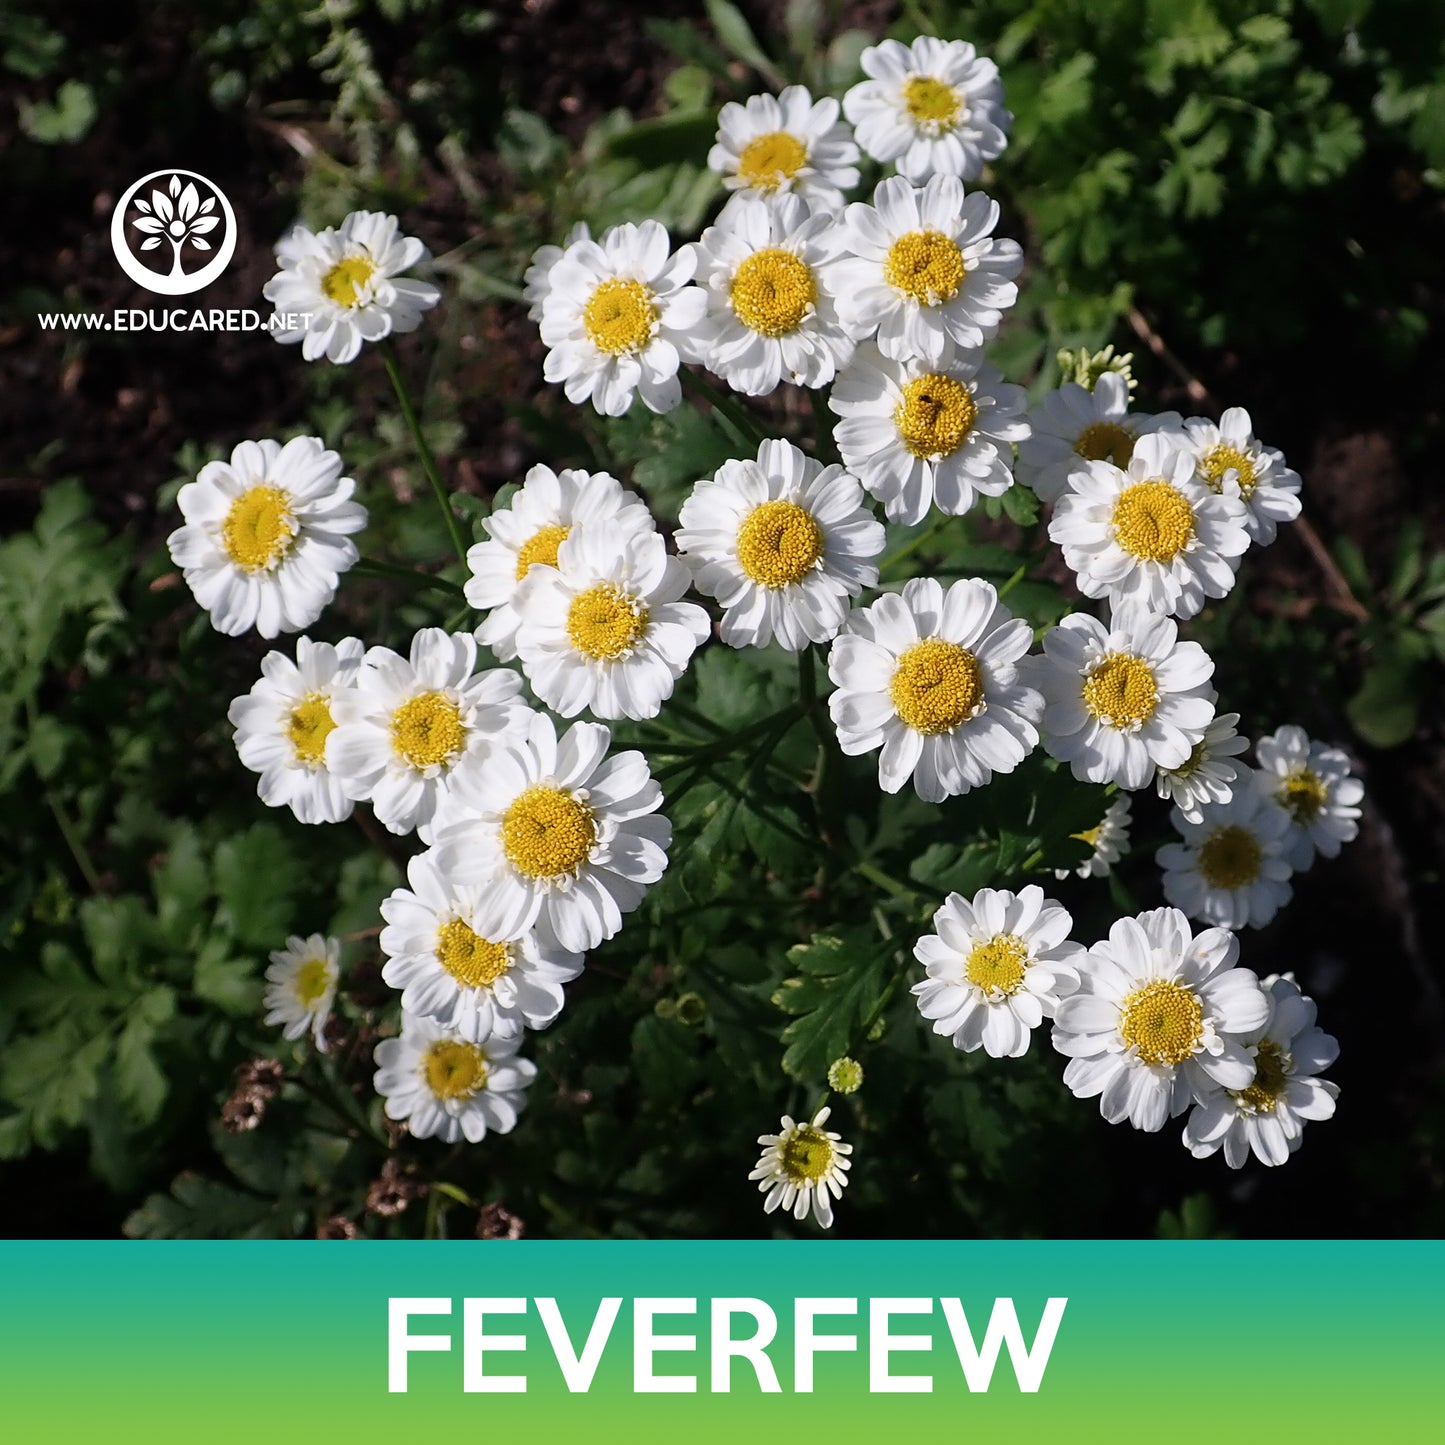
194, 940, 263, 1017
213, 823, 301, 948
703, 0, 783, 88
1346, 649, 1421, 748
17, 78, 96, 144
123, 1172, 278, 1239
774, 930, 889, 1081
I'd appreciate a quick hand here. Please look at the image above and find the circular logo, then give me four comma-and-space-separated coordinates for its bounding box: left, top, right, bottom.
110, 169, 237, 297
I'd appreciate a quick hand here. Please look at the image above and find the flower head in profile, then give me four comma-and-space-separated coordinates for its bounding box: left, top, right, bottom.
523, 221, 591, 321
1055, 794, 1132, 880
1155, 711, 1248, 824
130, 174, 222, 277
264, 933, 340, 1050
750, 1106, 852, 1229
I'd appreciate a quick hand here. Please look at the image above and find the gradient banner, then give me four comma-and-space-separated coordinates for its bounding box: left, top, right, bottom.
1, 1241, 1439, 1442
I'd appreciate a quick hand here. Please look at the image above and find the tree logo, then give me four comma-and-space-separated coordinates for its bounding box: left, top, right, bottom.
110, 169, 237, 296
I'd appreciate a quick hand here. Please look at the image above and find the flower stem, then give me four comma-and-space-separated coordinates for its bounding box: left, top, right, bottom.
353, 556, 465, 597
880, 513, 956, 578
680, 367, 767, 450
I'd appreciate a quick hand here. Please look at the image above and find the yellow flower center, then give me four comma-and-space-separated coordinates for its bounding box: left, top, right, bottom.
320, 254, 377, 307
1234, 1039, 1289, 1114
1120, 979, 1204, 1066
501, 785, 596, 880
737, 130, 808, 189
221, 485, 297, 572
1071, 823, 1103, 848
735, 499, 825, 588
515, 523, 570, 581
391, 691, 466, 770
883, 230, 965, 305
1200, 443, 1258, 497
1197, 824, 1263, 890
287, 693, 336, 765
780, 1126, 835, 1182
894, 374, 977, 458
729, 248, 816, 337
423, 1040, 488, 1100
435, 918, 512, 989
1081, 654, 1159, 729
294, 957, 332, 1008
889, 638, 983, 734
582, 278, 658, 355
965, 934, 1030, 997
566, 583, 648, 660
1169, 739, 1210, 779
1279, 767, 1327, 825
1112, 480, 1196, 562
902, 75, 963, 131
1074, 420, 1136, 469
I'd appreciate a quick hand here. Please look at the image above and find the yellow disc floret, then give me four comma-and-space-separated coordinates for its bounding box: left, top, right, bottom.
287, 693, 337, 765
780, 1126, 835, 1182
966, 934, 1030, 997
890, 638, 984, 734
1120, 978, 1204, 1066
894, 374, 977, 458
515, 524, 570, 580
1199, 443, 1258, 497
729, 248, 817, 337
902, 75, 963, 132
583, 278, 658, 356
884, 230, 965, 305
423, 1040, 488, 1100
1197, 824, 1263, 890
737, 131, 808, 190
221, 485, 297, 571
501, 785, 596, 880
321, 254, 377, 308
1112, 480, 1196, 562
391, 691, 466, 771
1081, 654, 1159, 729
436, 919, 512, 989
1234, 1038, 1288, 1114
1279, 767, 1327, 825
294, 957, 333, 1008
1074, 421, 1136, 469
735, 500, 825, 588
566, 583, 648, 660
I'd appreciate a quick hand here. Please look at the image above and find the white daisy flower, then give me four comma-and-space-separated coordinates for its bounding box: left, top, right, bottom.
710, 85, 860, 214
326, 628, 529, 840
373, 1011, 536, 1145
832, 174, 1022, 363
540, 220, 706, 416
827, 577, 1042, 803
912, 886, 1082, 1059
1155, 711, 1248, 824
674, 438, 884, 651
379, 850, 583, 1044
1051, 907, 1269, 1133
688, 193, 854, 395
749, 1106, 852, 1229
828, 343, 1029, 525
227, 636, 364, 825
1180, 407, 1303, 545
513, 522, 708, 721
1156, 783, 1295, 930
1253, 724, 1364, 869
1049, 433, 1250, 621
167, 436, 367, 639
264, 933, 340, 1050
430, 711, 670, 955
1183, 973, 1339, 1167
842, 36, 1010, 183
1055, 794, 1133, 880
1015, 372, 1182, 504
1030, 607, 1216, 790
262, 210, 441, 365
523, 221, 590, 321
464, 464, 656, 663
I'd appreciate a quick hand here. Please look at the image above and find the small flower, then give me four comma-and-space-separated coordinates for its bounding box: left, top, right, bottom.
710, 85, 860, 214
1253, 724, 1363, 869
1183, 974, 1339, 1167
263, 210, 441, 365
675, 437, 884, 651
523, 221, 590, 321
827, 1057, 864, 1094
1055, 794, 1132, 880
167, 437, 367, 639
1179, 407, 1303, 546
828, 343, 1030, 524
913, 886, 1082, 1058
540, 220, 706, 415
1155, 711, 1248, 824
828, 577, 1042, 802
750, 1106, 852, 1228
1052, 907, 1269, 1133
264, 934, 340, 1050
843, 37, 1010, 183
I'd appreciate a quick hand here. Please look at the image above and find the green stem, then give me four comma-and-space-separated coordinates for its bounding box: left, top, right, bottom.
853, 859, 919, 903
681, 367, 767, 450
353, 557, 465, 597
998, 562, 1027, 599
880, 514, 955, 578
653, 702, 807, 784
25, 698, 101, 892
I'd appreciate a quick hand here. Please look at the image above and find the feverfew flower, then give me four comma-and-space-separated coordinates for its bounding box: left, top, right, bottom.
374, 1012, 536, 1144
1030, 608, 1216, 790
514, 522, 709, 720
1183, 974, 1339, 1167
912, 886, 1082, 1058
710, 85, 860, 214
1049, 433, 1250, 621
1016, 372, 1181, 504
327, 628, 529, 839
828, 577, 1042, 802
749, 1106, 852, 1229
264, 934, 340, 1050
829, 344, 1029, 524
167, 436, 366, 638
1056, 794, 1132, 880
465, 465, 655, 662
1156, 711, 1248, 824
1052, 907, 1269, 1133
540, 220, 706, 415
833, 175, 1022, 363
689, 194, 853, 395
675, 437, 884, 651
1156, 783, 1295, 930
263, 210, 440, 365
380, 851, 582, 1044
523, 221, 590, 321
843, 36, 1010, 183
1181, 407, 1303, 546
1253, 724, 1364, 869
228, 636, 364, 824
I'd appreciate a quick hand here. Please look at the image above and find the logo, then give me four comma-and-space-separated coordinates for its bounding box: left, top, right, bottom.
110, 169, 237, 296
